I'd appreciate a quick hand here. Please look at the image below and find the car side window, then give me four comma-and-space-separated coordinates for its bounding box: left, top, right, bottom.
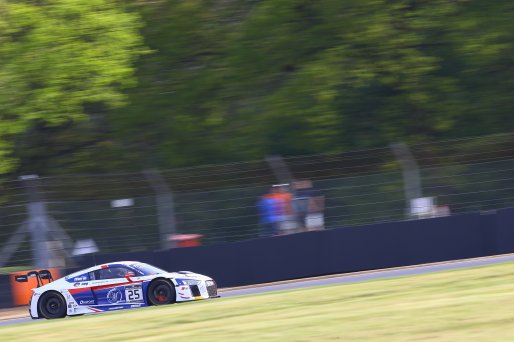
96, 267, 133, 280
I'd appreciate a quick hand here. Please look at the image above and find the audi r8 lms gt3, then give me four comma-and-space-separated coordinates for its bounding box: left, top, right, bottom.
15, 261, 218, 319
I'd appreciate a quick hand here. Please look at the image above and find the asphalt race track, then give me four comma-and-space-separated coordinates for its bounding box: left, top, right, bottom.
2, 254, 514, 327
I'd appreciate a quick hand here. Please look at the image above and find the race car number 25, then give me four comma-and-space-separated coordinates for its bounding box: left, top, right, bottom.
125, 285, 143, 302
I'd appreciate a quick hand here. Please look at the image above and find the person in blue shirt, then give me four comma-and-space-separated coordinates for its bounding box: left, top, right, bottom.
257, 188, 281, 237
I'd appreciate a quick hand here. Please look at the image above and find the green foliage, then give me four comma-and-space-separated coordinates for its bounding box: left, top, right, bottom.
0, 0, 146, 174
116, 0, 514, 170
3, 0, 514, 174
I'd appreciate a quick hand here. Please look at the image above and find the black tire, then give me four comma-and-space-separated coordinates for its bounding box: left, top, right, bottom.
147, 279, 176, 306
38, 291, 67, 319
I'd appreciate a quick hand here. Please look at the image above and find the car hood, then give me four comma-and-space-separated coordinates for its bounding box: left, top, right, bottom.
166, 271, 212, 281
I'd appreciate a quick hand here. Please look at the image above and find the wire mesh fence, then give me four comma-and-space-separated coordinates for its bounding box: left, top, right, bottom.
1, 133, 514, 268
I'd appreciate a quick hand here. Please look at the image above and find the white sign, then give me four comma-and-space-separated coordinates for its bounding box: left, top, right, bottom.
410, 197, 435, 217
72, 239, 99, 256
111, 198, 134, 208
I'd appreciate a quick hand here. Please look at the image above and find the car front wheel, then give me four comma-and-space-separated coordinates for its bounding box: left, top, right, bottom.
148, 279, 176, 305
38, 291, 67, 319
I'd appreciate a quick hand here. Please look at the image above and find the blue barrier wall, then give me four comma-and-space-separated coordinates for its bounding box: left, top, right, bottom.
78, 210, 513, 288
495, 208, 514, 254
6, 208, 512, 309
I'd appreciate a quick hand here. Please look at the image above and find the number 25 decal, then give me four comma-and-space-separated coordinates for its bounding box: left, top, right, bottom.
126, 289, 142, 301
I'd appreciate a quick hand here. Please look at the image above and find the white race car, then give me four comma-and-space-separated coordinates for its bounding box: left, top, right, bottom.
15, 261, 218, 319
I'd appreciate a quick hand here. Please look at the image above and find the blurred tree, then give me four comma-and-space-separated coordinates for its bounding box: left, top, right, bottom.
0, 0, 146, 174
116, 0, 484, 168
3, 0, 514, 175
112, 0, 250, 168
449, 1, 514, 137
224, 0, 467, 151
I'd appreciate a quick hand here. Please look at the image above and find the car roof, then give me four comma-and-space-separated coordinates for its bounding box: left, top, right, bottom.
100, 261, 138, 267
69, 261, 140, 276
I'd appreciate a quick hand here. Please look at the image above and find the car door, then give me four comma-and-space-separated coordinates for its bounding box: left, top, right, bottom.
90, 266, 144, 309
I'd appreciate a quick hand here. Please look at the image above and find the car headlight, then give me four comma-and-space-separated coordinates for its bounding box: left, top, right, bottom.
184, 279, 199, 286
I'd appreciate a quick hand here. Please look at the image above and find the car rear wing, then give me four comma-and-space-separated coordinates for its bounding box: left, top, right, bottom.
14, 269, 54, 287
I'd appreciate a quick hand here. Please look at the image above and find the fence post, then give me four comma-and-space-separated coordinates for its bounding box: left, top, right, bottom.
0, 175, 73, 268
265, 155, 294, 185
143, 169, 177, 249
390, 142, 423, 218
19, 175, 52, 268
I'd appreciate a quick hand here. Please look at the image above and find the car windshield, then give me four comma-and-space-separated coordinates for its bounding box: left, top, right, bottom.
130, 262, 167, 275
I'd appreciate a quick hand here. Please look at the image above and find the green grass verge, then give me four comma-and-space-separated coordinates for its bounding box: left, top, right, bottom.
0, 266, 33, 274
2, 262, 514, 341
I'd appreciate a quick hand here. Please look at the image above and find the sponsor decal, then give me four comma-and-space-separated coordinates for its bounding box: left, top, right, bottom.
73, 283, 81, 287
107, 288, 123, 304
79, 299, 95, 305
178, 291, 190, 299
108, 306, 123, 311
73, 276, 88, 282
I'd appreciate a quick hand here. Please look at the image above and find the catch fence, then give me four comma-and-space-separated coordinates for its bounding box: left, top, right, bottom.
1, 133, 514, 267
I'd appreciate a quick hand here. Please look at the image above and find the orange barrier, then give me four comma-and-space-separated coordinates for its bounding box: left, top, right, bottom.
9, 268, 60, 306
168, 234, 203, 248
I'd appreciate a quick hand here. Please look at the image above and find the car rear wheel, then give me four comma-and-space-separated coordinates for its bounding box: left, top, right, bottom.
148, 279, 176, 305
38, 291, 67, 319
